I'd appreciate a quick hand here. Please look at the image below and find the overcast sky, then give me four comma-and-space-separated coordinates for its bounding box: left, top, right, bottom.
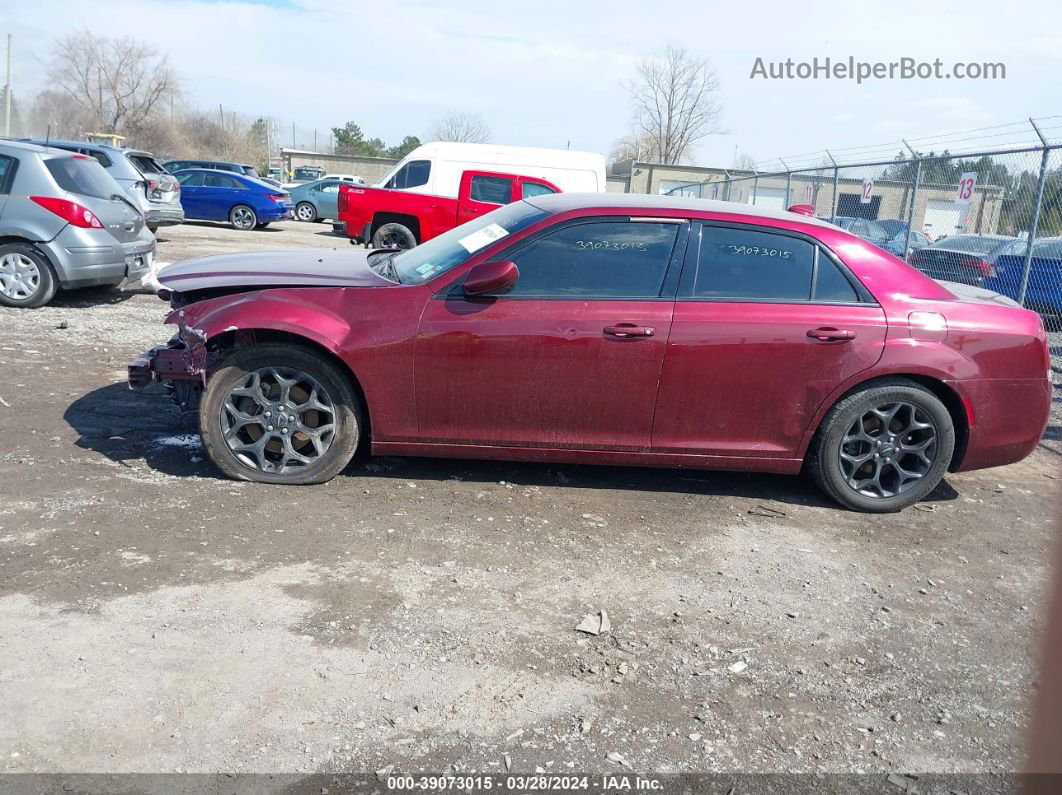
5, 0, 1060, 166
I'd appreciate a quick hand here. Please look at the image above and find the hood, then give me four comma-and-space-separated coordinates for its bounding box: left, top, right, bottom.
158, 248, 395, 293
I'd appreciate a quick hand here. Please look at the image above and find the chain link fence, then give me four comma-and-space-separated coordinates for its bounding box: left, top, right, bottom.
664, 123, 1062, 371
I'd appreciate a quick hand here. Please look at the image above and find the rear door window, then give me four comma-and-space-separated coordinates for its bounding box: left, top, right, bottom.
691, 226, 815, 301
45, 156, 118, 199
205, 173, 242, 189
176, 171, 205, 186
0, 154, 14, 193
469, 175, 512, 204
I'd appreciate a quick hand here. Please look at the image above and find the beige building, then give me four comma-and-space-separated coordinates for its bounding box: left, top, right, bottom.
280, 148, 399, 184
608, 159, 1004, 237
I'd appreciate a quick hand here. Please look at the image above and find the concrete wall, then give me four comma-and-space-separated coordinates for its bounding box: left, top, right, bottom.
280, 149, 399, 184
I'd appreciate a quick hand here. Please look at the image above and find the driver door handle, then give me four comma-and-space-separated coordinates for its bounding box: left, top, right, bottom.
604, 323, 655, 338
807, 327, 855, 342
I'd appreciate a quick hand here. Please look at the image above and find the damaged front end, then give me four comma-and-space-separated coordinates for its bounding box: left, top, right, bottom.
128, 305, 219, 411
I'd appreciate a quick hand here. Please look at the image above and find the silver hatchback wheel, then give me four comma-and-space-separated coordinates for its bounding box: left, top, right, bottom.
0, 253, 42, 300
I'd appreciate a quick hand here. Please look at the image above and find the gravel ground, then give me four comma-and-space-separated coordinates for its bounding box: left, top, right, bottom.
0, 220, 1059, 778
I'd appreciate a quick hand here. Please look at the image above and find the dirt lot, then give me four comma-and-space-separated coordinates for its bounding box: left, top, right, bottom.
0, 220, 1059, 777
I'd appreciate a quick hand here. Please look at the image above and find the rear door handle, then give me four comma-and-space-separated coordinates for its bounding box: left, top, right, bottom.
807, 327, 855, 342
604, 323, 655, 338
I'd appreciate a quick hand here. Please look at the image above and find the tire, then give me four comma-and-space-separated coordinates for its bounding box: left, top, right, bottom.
199, 343, 363, 485
0, 242, 58, 308
371, 222, 417, 250
147, 223, 159, 234
229, 204, 258, 230
295, 202, 317, 223
808, 378, 955, 513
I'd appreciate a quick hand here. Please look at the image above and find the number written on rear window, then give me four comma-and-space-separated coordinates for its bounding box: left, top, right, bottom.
693, 227, 814, 301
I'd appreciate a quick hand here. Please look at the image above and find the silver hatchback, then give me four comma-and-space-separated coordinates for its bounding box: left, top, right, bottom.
0, 140, 156, 307
22, 139, 184, 233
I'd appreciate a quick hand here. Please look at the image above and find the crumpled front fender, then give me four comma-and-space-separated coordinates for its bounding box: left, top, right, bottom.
164, 289, 354, 377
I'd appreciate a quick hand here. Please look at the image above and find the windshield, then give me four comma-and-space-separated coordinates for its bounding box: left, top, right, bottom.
387, 201, 549, 285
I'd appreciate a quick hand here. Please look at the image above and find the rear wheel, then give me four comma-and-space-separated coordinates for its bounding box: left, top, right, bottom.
808, 378, 955, 512
230, 204, 258, 230
295, 202, 317, 222
371, 222, 417, 250
0, 243, 58, 308
199, 343, 362, 484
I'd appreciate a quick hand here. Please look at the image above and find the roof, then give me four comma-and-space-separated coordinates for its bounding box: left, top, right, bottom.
526, 192, 836, 228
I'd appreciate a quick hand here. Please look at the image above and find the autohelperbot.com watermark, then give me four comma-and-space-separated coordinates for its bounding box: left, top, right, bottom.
750, 56, 1006, 83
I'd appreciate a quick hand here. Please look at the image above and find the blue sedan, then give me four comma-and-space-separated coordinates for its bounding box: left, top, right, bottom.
172, 169, 294, 230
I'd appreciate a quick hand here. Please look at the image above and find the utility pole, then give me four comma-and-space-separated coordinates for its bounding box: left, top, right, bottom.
4, 34, 11, 138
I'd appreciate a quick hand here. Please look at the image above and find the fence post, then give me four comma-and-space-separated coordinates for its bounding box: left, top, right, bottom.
826, 150, 839, 222
901, 159, 921, 261
752, 173, 759, 205
785, 172, 793, 207
1018, 143, 1050, 306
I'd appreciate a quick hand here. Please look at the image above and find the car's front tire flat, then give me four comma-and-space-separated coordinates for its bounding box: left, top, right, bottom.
808, 378, 955, 512
199, 343, 362, 484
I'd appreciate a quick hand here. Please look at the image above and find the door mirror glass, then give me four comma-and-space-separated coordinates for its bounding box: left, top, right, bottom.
463, 261, 519, 296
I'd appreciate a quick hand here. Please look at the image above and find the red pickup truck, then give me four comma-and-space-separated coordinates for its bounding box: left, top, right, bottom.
337, 169, 560, 249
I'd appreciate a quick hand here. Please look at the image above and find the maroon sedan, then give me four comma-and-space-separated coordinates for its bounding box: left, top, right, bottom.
129, 194, 1052, 512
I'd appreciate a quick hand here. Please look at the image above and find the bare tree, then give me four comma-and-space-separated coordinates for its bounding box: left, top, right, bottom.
46, 30, 179, 137
733, 150, 756, 171
608, 130, 658, 165
429, 110, 490, 144
626, 45, 722, 165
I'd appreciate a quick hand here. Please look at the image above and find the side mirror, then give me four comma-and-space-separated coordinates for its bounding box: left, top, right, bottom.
463, 260, 519, 297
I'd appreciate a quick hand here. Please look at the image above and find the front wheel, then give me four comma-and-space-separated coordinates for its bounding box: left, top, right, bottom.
199, 343, 363, 484
295, 202, 317, 222
808, 378, 955, 512
229, 204, 258, 230
371, 222, 417, 250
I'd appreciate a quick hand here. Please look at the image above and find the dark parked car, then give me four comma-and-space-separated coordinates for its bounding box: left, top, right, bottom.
827, 216, 903, 256
164, 159, 261, 179
172, 169, 294, 230
129, 193, 1050, 513
908, 234, 1023, 286
877, 219, 932, 259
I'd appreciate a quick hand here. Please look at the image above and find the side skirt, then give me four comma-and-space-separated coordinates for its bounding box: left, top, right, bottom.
370, 441, 804, 475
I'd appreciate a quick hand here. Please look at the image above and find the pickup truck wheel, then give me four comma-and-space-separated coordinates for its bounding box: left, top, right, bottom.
372, 222, 417, 250
0, 243, 58, 308
295, 202, 317, 222
230, 205, 258, 230
199, 343, 362, 485
808, 378, 954, 513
